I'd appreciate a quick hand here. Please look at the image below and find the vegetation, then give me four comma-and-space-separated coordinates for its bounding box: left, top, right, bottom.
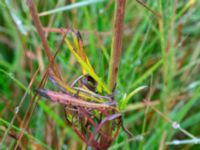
0, 0, 200, 149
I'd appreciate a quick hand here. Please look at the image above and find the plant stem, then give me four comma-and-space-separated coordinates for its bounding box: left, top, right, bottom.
108, 0, 126, 91
26, 0, 60, 78
102, 0, 126, 148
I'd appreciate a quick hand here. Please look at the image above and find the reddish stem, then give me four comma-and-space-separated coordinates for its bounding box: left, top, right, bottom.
108, 0, 126, 90
26, 0, 60, 78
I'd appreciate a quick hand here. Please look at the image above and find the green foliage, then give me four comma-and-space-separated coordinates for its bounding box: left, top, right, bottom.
0, 0, 200, 149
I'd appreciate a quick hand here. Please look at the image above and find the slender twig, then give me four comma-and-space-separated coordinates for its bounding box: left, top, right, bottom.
108, 0, 126, 91
136, 0, 161, 18
149, 103, 197, 139
26, 0, 52, 61
26, 0, 60, 78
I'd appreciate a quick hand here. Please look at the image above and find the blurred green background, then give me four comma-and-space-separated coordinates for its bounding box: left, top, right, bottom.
0, 0, 200, 149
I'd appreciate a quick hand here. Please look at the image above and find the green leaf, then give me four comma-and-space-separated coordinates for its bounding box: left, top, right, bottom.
119, 85, 147, 110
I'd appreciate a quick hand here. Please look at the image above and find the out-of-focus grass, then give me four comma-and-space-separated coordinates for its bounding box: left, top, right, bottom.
0, 0, 200, 149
